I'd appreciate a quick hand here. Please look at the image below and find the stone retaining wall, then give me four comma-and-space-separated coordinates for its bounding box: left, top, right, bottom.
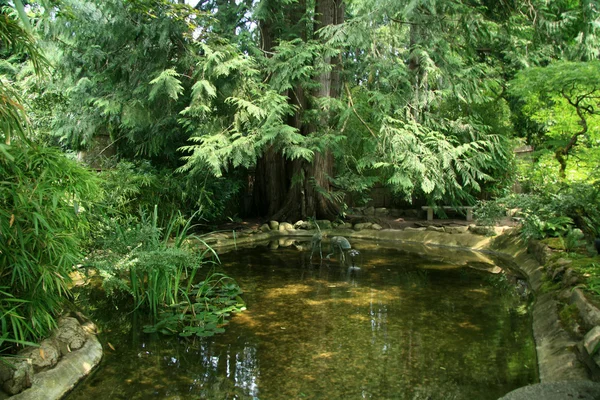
0, 315, 102, 400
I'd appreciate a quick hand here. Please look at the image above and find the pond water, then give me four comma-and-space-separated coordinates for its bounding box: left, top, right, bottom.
67, 240, 538, 400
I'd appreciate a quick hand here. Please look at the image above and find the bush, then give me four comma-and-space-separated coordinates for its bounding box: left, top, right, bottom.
0, 144, 101, 351
88, 206, 244, 337
474, 182, 600, 241
92, 159, 244, 237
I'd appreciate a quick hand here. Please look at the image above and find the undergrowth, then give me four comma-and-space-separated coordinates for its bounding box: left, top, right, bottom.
87, 205, 245, 338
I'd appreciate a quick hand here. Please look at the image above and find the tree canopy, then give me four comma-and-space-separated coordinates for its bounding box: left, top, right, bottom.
4, 0, 600, 220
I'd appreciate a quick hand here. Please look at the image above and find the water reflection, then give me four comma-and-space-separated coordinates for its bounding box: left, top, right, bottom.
67, 241, 537, 400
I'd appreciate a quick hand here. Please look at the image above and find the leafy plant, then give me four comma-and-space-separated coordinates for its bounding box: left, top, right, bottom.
0, 144, 101, 350
89, 206, 243, 337
473, 200, 509, 227
143, 273, 245, 337
475, 181, 600, 242
562, 228, 586, 253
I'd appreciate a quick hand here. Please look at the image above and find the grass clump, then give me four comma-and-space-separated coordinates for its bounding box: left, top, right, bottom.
88, 205, 245, 338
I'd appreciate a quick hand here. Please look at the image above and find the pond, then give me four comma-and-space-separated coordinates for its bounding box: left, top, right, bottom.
67, 239, 538, 400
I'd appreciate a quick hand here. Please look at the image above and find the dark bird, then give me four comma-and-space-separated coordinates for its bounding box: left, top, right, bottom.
326, 236, 352, 261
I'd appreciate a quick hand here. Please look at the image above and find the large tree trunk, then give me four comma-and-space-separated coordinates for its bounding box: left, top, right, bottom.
253, 0, 344, 222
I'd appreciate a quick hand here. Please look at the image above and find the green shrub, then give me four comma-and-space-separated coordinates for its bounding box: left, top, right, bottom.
0, 144, 101, 350
93, 159, 244, 235
475, 182, 600, 241
88, 206, 243, 337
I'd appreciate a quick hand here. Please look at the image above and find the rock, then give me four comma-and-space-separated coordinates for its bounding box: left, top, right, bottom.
570, 288, 600, 327
268, 241, 279, 250
426, 226, 445, 233
552, 258, 573, 268
53, 317, 86, 356
279, 222, 294, 231
353, 222, 373, 231
268, 220, 279, 230
341, 222, 353, 229
499, 381, 600, 400
562, 268, 580, 287
445, 226, 469, 234
259, 223, 270, 232
0, 358, 33, 395
467, 262, 502, 274
551, 266, 566, 282
363, 206, 375, 215
371, 223, 383, 231
583, 326, 600, 355
374, 208, 389, 216
293, 220, 312, 230
468, 225, 494, 236
19, 339, 60, 372
404, 227, 426, 232
10, 334, 103, 400
528, 240, 552, 264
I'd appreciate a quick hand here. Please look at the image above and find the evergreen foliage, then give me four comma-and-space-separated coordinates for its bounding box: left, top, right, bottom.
48, 0, 202, 161
178, 41, 300, 176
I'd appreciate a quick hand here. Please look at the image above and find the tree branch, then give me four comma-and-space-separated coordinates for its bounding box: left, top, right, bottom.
344, 82, 376, 138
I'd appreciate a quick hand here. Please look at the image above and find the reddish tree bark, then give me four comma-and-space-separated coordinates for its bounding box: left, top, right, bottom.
252, 0, 345, 222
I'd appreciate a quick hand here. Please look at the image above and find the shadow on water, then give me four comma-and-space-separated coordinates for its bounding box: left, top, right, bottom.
67, 239, 538, 400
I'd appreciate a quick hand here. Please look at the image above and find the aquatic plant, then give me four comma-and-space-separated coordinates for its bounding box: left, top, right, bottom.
89, 206, 244, 338
143, 272, 246, 337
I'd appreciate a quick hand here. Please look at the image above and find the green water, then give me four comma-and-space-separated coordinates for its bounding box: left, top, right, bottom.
67, 241, 537, 400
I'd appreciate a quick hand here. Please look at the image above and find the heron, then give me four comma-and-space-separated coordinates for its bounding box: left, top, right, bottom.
310, 230, 323, 260
326, 236, 352, 262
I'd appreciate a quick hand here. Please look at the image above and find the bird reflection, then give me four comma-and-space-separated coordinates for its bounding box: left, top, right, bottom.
346, 249, 361, 278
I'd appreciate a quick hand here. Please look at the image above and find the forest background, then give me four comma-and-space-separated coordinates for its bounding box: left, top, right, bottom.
2, 0, 600, 353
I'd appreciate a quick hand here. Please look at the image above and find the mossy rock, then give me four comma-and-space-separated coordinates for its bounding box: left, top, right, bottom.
541, 237, 566, 250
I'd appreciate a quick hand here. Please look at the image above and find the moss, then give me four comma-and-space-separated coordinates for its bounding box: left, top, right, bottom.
558, 303, 583, 337
540, 277, 561, 294
540, 237, 565, 250
567, 257, 600, 271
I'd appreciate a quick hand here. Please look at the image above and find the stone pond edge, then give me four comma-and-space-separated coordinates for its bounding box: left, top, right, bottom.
3, 333, 102, 400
